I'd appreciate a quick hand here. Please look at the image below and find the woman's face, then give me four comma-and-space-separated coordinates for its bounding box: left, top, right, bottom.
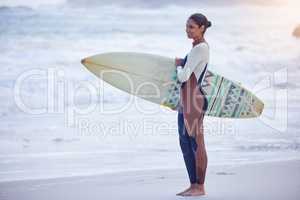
186, 18, 204, 40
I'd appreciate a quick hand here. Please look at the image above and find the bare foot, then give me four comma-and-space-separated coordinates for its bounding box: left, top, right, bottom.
182, 184, 206, 196
176, 186, 192, 196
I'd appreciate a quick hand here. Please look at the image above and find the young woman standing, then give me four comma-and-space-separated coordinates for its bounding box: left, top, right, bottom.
175, 13, 211, 196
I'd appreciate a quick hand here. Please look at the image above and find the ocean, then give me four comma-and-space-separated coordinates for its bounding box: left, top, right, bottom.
0, 0, 300, 182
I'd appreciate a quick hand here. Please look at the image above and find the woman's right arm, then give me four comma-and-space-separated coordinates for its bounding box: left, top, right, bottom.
176, 45, 206, 83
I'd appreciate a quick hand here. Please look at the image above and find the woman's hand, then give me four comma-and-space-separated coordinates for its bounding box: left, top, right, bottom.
175, 57, 184, 67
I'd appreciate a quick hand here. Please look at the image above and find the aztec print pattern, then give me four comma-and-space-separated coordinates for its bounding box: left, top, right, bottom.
162, 70, 264, 118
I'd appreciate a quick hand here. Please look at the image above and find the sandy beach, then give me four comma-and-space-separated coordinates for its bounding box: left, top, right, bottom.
1, 159, 299, 200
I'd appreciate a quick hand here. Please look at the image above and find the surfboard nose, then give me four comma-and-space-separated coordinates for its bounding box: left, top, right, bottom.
81, 58, 87, 65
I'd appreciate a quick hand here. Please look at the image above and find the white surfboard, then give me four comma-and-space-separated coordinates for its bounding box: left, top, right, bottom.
81, 52, 264, 118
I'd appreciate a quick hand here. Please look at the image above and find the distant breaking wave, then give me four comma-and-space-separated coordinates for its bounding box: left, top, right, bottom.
66, 0, 283, 8
0, 6, 34, 13
237, 142, 300, 152
0, 0, 284, 10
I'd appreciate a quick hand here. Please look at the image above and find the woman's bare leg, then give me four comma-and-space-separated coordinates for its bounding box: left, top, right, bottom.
195, 119, 207, 185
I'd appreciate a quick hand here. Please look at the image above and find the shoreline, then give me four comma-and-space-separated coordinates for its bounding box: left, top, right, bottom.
0, 159, 299, 200
1, 157, 299, 184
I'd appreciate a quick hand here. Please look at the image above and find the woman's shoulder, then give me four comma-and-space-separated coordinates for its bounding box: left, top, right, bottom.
190, 42, 209, 56
193, 42, 209, 50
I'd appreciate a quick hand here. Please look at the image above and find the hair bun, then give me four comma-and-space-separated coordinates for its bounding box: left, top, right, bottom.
207, 21, 212, 28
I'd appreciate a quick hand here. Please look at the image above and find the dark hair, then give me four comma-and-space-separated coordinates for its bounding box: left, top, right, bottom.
189, 13, 212, 32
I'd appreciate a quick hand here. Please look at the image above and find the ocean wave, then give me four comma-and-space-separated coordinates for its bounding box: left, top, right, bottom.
0, 0, 287, 12
65, 0, 282, 8
237, 142, 300, 152
0, 6, 34, 13
0, 0, 66, 10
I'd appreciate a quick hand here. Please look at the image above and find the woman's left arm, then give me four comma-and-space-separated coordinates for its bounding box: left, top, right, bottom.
175, 57, 184, 66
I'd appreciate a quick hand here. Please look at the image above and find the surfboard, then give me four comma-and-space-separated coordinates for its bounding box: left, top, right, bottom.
81, 52, 264, 118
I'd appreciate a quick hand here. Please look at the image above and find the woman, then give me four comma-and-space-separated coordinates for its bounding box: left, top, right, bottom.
175, 13, 211, 196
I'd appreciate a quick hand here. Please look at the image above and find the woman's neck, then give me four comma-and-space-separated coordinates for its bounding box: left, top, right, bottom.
192, 37, 205, 47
